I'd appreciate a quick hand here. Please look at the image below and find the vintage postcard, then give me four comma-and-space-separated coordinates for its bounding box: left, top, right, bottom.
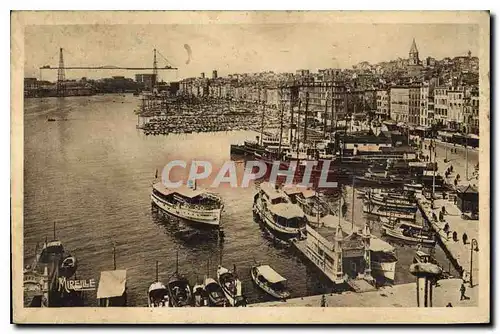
11, 11, 490, 324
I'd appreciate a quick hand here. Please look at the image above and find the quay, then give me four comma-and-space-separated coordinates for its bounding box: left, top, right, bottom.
417, 197, 479, 283
249, 278, 477, 307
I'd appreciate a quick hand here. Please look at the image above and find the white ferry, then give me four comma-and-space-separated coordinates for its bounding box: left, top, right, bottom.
151, 182, 223, 227
253, 182, 307, 238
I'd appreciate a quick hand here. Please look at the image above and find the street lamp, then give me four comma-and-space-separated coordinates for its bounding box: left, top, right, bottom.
469, 238, 479, 288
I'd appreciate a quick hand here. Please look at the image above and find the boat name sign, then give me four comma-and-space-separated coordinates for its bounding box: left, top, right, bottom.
57, 277, 96, 293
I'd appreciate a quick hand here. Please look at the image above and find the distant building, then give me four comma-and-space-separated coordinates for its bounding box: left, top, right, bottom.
296, 69, 310, 77
212, 70, 218, 79
200, 72, 205, 79
376, 90, 390, 120
407, 38, 423, 76
408, 38, 420, 66
135, 74, 156, 91
390, 87, 410, 123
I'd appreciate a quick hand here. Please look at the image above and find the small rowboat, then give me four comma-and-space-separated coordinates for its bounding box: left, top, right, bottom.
192, 283, 209, 307
217, 265, 245, 307
148, 282, 170, 308
204, 277, 227, 307
250, 265, 290, 300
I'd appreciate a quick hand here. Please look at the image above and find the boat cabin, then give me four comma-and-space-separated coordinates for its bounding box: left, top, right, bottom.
39, 241, 64, 263
259, 183, 306, 228
253, 265, 289, 297
97, 270, 127, 307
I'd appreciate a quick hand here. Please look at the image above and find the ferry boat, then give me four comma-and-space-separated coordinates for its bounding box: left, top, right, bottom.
151, 182, 223, 227
250, 265, 290, 300
217, 265, 245, 307
253, 182, 307, 238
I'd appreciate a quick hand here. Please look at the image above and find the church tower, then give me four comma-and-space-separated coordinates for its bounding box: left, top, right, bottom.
409, 38, 420, 66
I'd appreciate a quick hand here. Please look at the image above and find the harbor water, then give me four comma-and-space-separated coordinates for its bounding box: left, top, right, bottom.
24, 94, 458, 306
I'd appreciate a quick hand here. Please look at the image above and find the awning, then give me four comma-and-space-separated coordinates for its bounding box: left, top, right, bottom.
97, 270, 127, 299
260, 182, 285, 201
269, 203, 304, 219
301, 189, 316, 199
256, 265, 286, 284
370, 236, 395, 252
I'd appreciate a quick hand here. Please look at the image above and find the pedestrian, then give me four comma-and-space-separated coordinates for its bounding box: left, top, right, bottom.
444, 223, 450, 233
454, 179, 458, 187
462, 233, 468, 245
320, 294, 327, 307
453, 231, 458, 242
460, 282, 467, 300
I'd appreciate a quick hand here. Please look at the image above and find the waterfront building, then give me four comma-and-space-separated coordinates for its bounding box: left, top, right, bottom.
433, 86, 449, 127
419, 84, 429, 127
464, 90, 479, 135
304, 216, 373, 285
447, 87, 466, 130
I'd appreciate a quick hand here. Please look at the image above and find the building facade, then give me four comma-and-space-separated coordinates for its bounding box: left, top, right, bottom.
390, 87, 410, 123
376, 89, 390, 120
434, 87, 449, 127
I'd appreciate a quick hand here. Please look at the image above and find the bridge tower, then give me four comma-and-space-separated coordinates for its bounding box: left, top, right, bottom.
152, 48, 158, 93
56, 48, 66, 97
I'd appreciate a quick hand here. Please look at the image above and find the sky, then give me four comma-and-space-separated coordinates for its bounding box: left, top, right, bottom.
24, 23, 479, 82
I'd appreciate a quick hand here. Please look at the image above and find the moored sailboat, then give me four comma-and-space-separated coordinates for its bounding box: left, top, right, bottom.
217, 265, 245, 307
147, 261, 169, 308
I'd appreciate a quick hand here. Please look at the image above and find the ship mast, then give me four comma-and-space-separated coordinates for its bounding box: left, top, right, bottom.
259, 86, 265, 146
277, 87, 285, 159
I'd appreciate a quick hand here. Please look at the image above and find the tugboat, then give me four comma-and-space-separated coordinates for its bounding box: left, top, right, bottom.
253, 182, 307, 239
217, 265, 245, 307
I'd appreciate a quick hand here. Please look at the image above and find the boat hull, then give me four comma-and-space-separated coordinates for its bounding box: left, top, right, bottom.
371, 260, 396, 281
253, 201, 306, 238
381, 227, 436, 245
151, 193, 221, 227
